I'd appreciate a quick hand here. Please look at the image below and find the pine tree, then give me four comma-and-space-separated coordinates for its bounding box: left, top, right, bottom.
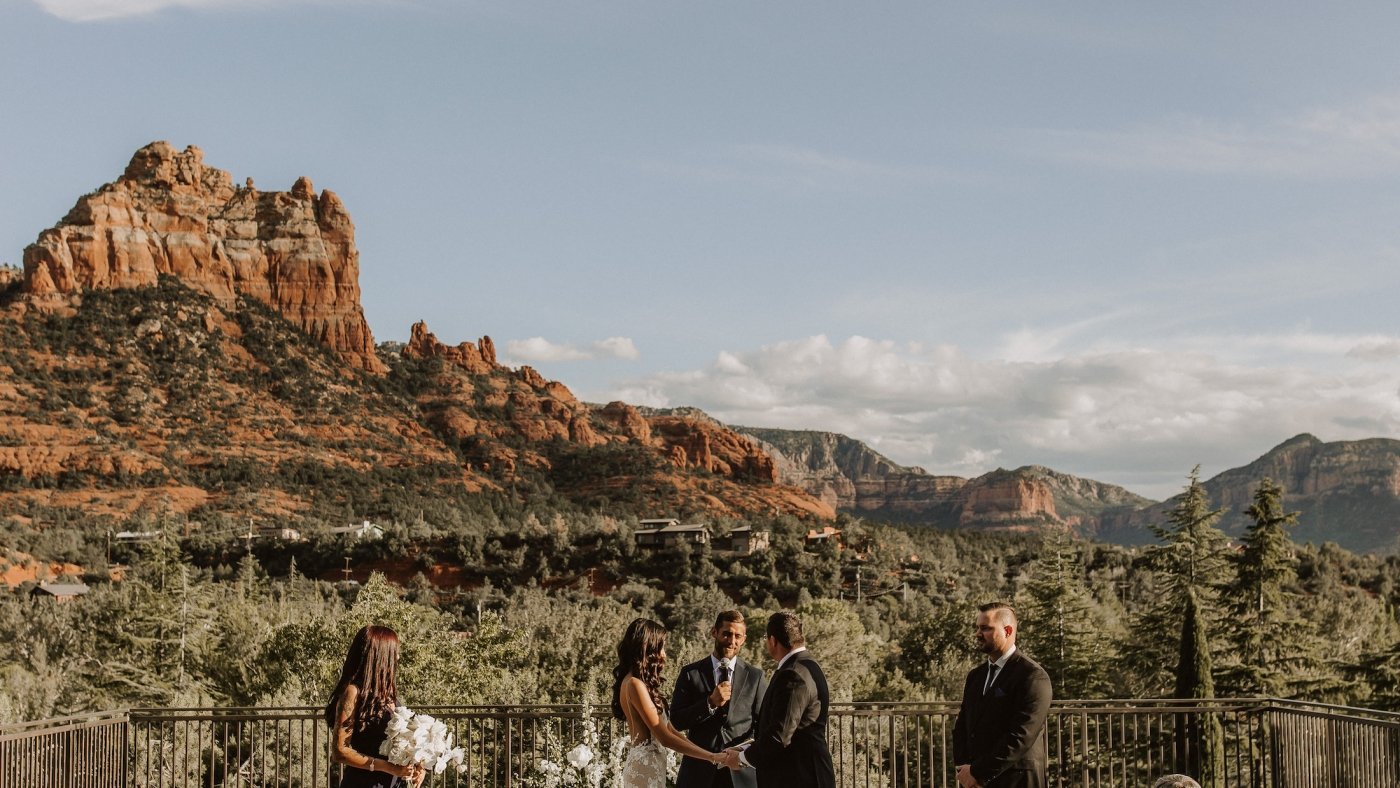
1121, 467, 1229, 696
84, 535, 210, 705
1018, 527, 1113, 697
1220, 478, 1325, 697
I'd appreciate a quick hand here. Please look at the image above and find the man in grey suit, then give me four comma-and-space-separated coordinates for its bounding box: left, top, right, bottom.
672, 610, 768, 788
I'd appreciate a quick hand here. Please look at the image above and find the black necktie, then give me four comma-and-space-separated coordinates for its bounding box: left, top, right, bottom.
717, 662, 732, 717
983, 663, 1001, 695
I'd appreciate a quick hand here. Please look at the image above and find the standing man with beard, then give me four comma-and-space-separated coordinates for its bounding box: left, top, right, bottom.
672, 611, 768, 788
953, 603, 1052, 788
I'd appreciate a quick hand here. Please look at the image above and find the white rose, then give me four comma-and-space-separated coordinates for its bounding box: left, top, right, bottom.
566, 744, 594, 768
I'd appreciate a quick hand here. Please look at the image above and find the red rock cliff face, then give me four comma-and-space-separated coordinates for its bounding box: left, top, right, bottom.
956, 474, 1058, 527
22, 142, 385, 372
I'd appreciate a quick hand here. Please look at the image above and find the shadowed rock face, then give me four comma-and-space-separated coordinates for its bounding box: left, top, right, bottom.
22, 141, 384, 372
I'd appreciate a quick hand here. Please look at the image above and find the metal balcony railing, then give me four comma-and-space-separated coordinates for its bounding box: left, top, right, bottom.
2, 699, 1397, 788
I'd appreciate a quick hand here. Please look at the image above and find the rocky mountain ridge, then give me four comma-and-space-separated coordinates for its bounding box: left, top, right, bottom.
1099, 433, 1400, 553
739, 426, 1400, 553
0, 143, 831, 527
738, 427, 1151, 533
5, 143, 1398, 553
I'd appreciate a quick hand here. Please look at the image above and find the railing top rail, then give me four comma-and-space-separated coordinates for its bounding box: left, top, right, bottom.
1260, 696, 1400, 723
37, 696, 1394, 728
0, 709, 129, 740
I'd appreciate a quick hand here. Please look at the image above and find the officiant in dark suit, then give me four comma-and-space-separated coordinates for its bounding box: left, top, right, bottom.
953, 602, 1052, 788
721, 611, 835, 788
672, 610, 768, 788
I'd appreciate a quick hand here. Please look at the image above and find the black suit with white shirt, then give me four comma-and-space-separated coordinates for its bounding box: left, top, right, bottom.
953, 648, 1052, 788
672, 655, 767, 788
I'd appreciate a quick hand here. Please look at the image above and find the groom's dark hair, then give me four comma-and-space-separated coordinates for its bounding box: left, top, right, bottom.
766, 611, 805, 649
714, 610, 745, 629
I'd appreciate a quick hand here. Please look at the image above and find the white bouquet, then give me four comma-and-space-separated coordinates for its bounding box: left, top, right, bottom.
379, 706, 467, 776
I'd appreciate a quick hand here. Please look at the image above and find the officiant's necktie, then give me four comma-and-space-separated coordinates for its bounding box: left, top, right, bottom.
983, 662, 1002, 695
717, 662, 732, 718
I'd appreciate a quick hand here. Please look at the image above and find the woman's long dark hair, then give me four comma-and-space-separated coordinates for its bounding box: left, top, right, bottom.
611, 618, 669, 720
324, 625, 400, 733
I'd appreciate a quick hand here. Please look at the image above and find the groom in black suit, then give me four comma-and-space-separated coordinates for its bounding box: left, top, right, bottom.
672, 610, 768, 788
953, 602, 1052, 788
721, 611, 835, 788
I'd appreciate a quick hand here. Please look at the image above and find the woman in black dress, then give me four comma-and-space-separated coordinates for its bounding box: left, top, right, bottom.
325, 625, 424, 787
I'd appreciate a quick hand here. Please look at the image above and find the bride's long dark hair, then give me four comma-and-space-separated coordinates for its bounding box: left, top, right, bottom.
324, 625, 400, 733
611, 617, 669, 720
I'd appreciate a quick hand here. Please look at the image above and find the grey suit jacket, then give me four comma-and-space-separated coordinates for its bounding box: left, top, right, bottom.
672, 655, 767, 788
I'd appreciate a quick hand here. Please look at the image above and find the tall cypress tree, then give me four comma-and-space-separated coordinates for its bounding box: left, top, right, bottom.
1175, 591, 1225, 787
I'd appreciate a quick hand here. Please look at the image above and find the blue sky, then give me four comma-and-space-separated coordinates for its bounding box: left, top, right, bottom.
4, 1, 1400, 499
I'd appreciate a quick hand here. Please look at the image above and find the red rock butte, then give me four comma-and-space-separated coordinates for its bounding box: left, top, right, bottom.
22, 141, 385, 373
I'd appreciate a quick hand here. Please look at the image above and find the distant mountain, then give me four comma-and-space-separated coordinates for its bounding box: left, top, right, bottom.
742, 426, 1400, 554
1100, 434, 1400, 554
736, 427, 1153, 534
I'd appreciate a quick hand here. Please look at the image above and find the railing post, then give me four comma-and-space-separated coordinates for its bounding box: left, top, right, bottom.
505, 715, 515, 788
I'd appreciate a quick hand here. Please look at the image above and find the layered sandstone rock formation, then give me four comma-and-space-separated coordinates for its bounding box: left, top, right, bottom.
1103, 434, 1400, 552
396, 324, 828, 517
22, 142, 384, 372
0, 143, 833, 523
741, 426, 1152, 532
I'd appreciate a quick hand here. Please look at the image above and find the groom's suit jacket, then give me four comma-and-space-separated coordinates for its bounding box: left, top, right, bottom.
672, 655, 767, 788
952, 649, 1052, 788
743, 650, 835, 788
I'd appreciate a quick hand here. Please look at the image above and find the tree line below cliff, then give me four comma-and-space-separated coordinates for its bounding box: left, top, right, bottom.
4, 470, 1400, 725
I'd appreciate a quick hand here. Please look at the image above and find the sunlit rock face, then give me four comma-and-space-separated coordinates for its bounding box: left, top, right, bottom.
23, 141, 385, 372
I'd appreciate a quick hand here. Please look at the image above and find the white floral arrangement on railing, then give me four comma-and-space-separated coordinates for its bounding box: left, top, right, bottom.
529, 700, 677, 788
380, 706, 467, 776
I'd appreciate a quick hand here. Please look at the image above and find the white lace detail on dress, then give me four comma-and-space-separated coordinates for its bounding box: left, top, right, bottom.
621, 738, 667, 788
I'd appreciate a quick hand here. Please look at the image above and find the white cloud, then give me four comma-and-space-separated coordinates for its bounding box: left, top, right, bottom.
593, 336, 640, 360
1347, 339, 1400, 362
504, 336, 640, 364
1033, 94, 1400, 177
612, 332, 1400, 499
36, 0, 251, 21
32, 0, 391, 22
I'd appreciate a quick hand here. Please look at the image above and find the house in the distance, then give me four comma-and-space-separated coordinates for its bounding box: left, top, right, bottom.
30, 581, 90, 603
634, 519, 711, 550
713, 526, 770, 557
804, 526, 843, 550
329, 521, 384, 541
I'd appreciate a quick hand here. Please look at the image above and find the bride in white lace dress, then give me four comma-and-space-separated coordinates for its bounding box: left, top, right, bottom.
612, 618, 728, 788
